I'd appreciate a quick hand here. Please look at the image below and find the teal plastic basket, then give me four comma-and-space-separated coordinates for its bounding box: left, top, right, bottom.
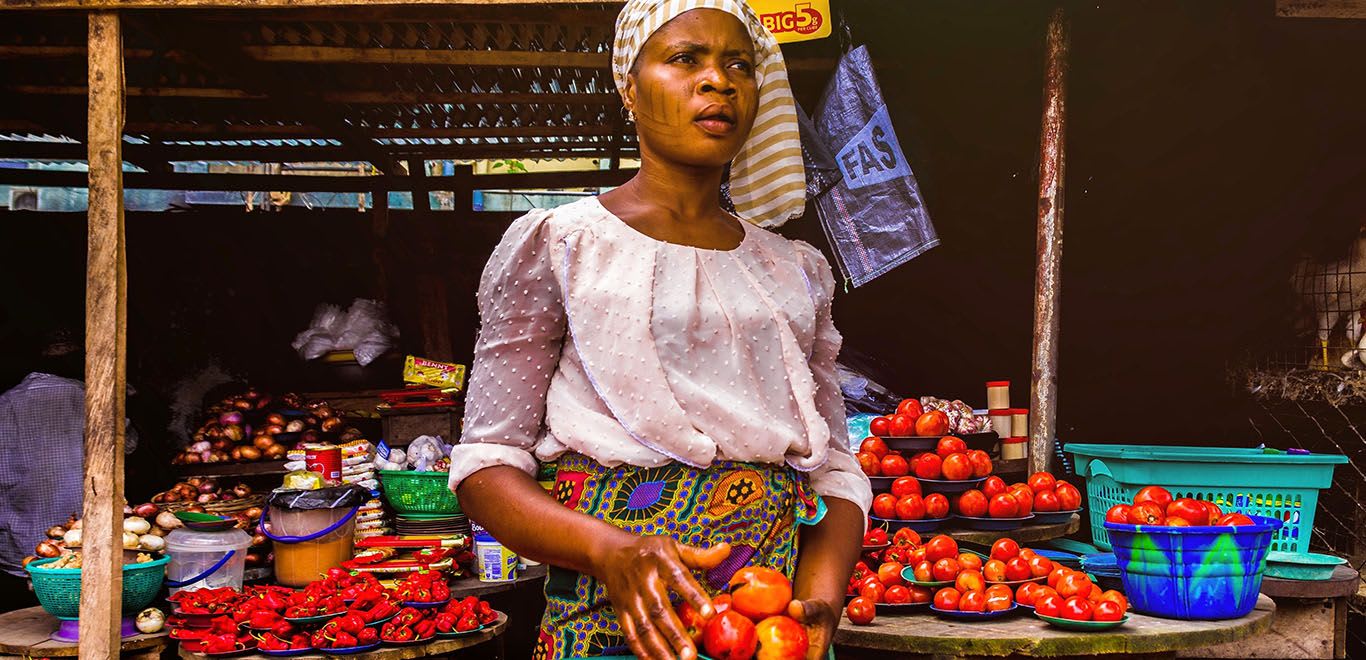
1064, 444, 1346, 554
26, 555, 169, 620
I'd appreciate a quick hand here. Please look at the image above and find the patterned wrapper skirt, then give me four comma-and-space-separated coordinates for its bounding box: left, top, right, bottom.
533, 452, 825, 660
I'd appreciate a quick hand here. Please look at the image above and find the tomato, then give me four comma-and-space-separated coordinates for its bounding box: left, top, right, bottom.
1203, 500, 1223, 520
889, 413, 917, 437
872, 493, 898, 519
913, 453, 943, 480
1166, 497, 1208, 525
907, 586, 933, 604
676, 600, 708, 644
858, 580, 886, 604
958, 591, 987, 612
984, 590, 1013, 612
1027, 472, 1056, 494
1060, 596, 1094, 621
713, 593, 733, 615
956, 490, 989, 517
883, 585, 911, 605
702, 610, 758, 660
1127, 502, 1166, 525
1093, 600, 1124, 622
982, 476, 1008, 498
880, 454, 910, 477
967, 450, 994, 478
912, 561, 934, 582
1097, 590, 1128, 611
931, 558, 962, 582
1055, 482, 1082, 511
859, 437, 889, 459
1104, 504, 1132, 525
728, 566, 793, 620
896, 398, 924, 418
954, 570, 984, 594
875, 561, 905, 588
957, 553, 983, 573
1216, 513, 1255, 526
845, 597, 875, 625
895, 494, 926, 521
933, 587, 961, 610
1055, 571, 1093, 600
914, 411, 950, 437
936, 436, 967, 458
1010, 488, 1034, 516
1003, 557, 1032, 582
1034, 593, 1064, 617
1019, 548, 1037, 561
869, 416, 891, 437
1033, 490, 1061, 512
924, 535, 959, 562
908, 546, 927, 565
983, 559, 1006, 582
990, 538, 1020, 561
988, 493, 1020, 518
1027, 555, 1054, 578
924, 494, 950, 519
892, 528, 921, 548
1016, 582, 1041, 606
1046, 567, 1068, 588
753, 615, 808, 660
863, 528, 888, 546
890, 476, 921, 498
1133, 486, 1173, 511
856, 452, 880, 476
941, 453, 973, 481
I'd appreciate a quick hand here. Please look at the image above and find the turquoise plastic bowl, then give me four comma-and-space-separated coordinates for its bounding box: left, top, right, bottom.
27, 555, 169, 620
1263, 551, 1346, 580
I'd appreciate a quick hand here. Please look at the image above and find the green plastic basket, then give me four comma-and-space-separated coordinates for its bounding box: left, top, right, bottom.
378, 470, 462, 515
26, 555, 170, 620
1065, 443, 1347, 553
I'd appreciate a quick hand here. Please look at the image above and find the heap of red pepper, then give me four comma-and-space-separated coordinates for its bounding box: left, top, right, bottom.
310, 612, 381, 650
379, 606, 437, 643
434, 595, 500, 634
392, 569, 451, 603
255, 621, 311, 652
168, 587, 247, 616
170, 614, 256, 654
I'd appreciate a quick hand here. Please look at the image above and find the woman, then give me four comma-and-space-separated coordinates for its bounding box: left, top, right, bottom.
450, 2, 871, 658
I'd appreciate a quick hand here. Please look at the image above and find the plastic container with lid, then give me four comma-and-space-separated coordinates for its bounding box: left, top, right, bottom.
986, 381, 1010, 410
164, 527, 251, 594
263, 485, 366, 587
474, 531, 519, 583
1010, 408, 1030, 438
987, 410, 1011, 437
1002, 437, 1028, 461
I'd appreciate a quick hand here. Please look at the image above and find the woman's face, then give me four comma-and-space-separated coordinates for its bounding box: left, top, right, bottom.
624, 9, 758, 170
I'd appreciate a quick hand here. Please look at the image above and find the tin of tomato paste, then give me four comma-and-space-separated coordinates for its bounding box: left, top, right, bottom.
303, 443, 342, 485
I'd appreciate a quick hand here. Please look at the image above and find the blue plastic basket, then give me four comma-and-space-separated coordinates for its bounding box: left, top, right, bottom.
1065, 443, 1346, 553
1104, 515, 1281, 620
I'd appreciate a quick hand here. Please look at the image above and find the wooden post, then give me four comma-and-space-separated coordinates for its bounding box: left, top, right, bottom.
452, 164, 474, 213
79, 10, 127, 657
408, 158, 430, 213
1029, 7, 1068, 474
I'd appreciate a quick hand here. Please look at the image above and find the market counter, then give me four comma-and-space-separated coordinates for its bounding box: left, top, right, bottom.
833, 594, 1274, 659
0, 607, 168, 659
175, 613, 509, 660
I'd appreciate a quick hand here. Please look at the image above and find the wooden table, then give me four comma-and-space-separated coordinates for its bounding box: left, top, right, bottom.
449, 564, 546, 598
1181, 565, 1359, 659
943, 515, 1080, 546
177, 613, 509, 660
0, 607, 168, 659
834, 594, 1275, 659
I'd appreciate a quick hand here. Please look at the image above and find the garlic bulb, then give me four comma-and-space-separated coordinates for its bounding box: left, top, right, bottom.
62, 528, 82, 547
138, 534, 165, 552
123, 517, 151, 535
122, 531, 140, 549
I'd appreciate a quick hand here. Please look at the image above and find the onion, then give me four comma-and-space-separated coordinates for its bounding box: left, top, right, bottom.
197, 493, 218, 504
222, 425, 244, 442
135, 608, 166, 634
220, 492, 237, 502
218, 411, 243, 426
134, 503, 159, 518
206, 425, 225, 440
234, 399, 253, 411
253, 435, 275, 450
156, 511, 182, 530
178, 483, 198, 497
251, 533, 267, 547
198, 480, 218, 494
210, 438, 233, 452
123, 517, 151, 535
138, 534, 166, 552
46, 526, 67, 539
122, 531, 140, 549
190, 440, 211, 453
36, 541, 61, 558
285, 420, 306, 433
246, 388, 260, 400
234, 484, 253, 498
123, 503, 135, 516
63, 528, 82, 546
321, 417, 343, 432
301, 430, 320, 443
245, 552, 263, 566
70, 518, 82, 530
147, 525, 167, 537
230, 446, 243, 461
186, 505, 206, 514
200, 450, 215, 463
264, 444, 287, 459
232, 513, 251, 529
266, 413, 286, 427
22, 556, 38, 568
263, 424, 283, 436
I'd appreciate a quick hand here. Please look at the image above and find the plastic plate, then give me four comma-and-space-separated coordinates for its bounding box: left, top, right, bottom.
175, 511, 238, 532
985, 576, 1047, 587
366, 613, 396, 628
1035, 612, 1129, 630
875, 601, 930, 614
284, 611, 344, 626
1032, 509, 1083, 525
869, 516, 951, 534
881, 436, 937, 452
320, 642, 383, 655
257, 647, 313, 657
199, 642, 259, 658
930, 603, 1020, 620
862, 542, 891, 553
899, 567, 953, 587
436, 624, 486, 638
382, 634, 436, 647
917, 477, 988, 494
401, 599, 450, 610
953, 514, 1036, 531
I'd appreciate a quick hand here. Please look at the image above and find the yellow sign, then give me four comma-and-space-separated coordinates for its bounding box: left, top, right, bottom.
749, 0, 832, 44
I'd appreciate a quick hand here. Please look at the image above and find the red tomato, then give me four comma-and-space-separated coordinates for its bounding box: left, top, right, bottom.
702, 610, 758, 660
931, 558, 962, 582
890, 476, 921, 498
967, 450, 994, 478
913, 453, 942, 479
914, 411, 950, 437
859, 437, 889, 459
1055, 571, 1094, 600
1054, 482, 1082, 511
1093, 600, 1124, 622
1011, 488, 1034, 516
728, 566, 793, 621
892, 528, 921, 547
1019, 548, 1038, 561
956, 490, 989, 517
1133, 486, 1173, 511
1028, 555, 1054, 578
924, 535, 959, 563
1034, 490, 1061, 512
753, 615, 808, 660
895, 494, 926, 521
941, 453, 974, 481
906, 586, 933, 604
871, 493, 897, 519
1046, 566, 1067, 588
856, 452, 880, 476
878, 561, 905, 587
1059, 596, 1094, 621
713, 593, 733, 615
858, 579, 886, 604
983, 559, 1006, 582
1097, 590, 1128, 611
988, 493, 1020, 518
982, 476, 1008, 498
888, 413, 916, 437
1034, 593, 1064, 617
1016, 582, 1041, 606
957, 553, 983, 573
1003, 557, 1032, 582
936, 436, 967, 458
1167, 498, 1211, 526
676, 601, 708, 644
933, 587, 961, 610
958, 591, 987, 612
896, 398, 924, 418
869, 416, 891, 437
1203, 500, 1223, 520
880, 454, 910, 477
924, 494, 950, 519
954, 570, 985, 594
882, 585, 911, 605
990, 538, 1020, 561
1105, 504, 1132, 525
1127, 502, 1166, 525
912, 561, 933, 582
908, 546, 927, 565
1027, 472, 1056, 494
1216, 513, 1255, 526
845, 597, 875, 625
984, 591, 1013, 612
863, 528, 888, 546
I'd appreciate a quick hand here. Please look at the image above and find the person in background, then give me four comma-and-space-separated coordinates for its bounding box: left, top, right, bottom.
0, 330, 138, 613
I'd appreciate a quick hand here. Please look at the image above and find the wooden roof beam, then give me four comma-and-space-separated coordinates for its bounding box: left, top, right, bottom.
2, 0, 601, 9
0, 166, 635, 191
7, 84, 620, 106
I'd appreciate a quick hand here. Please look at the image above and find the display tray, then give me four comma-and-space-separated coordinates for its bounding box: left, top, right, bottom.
283, 611, 344, 626
1035, 612, 1129, 631
953, 514, 1035, 531
1032, 509, 1083, 525
930, 603, 1020, 621
381, 634, 436, 647
319, 641, 382, 655
876, 432, 999, 452
256, 647, 312, 657
436, 624, 486, 638
869, 516, 951, 534
875, 601, 930, 614
985, 576, 1047, 587
917, 477, 988, 494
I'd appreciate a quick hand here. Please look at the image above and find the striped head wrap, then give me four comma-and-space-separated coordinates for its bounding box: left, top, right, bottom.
612, 0, 807, 227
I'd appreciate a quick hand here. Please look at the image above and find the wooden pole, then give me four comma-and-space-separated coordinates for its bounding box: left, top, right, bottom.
79, 10, 127, 658
1029, 7, 1068, 474
408, 158, 431, 213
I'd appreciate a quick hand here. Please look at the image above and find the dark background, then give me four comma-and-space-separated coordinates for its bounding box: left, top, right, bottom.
3, 0, 1366, 453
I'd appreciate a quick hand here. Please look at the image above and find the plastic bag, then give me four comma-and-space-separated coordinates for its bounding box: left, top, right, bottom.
291, 299, 398, 365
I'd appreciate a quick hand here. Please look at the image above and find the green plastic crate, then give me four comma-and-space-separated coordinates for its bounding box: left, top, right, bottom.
1064, 443, 1346, 553
27, 555, 169, 620
378, 470, 462, 515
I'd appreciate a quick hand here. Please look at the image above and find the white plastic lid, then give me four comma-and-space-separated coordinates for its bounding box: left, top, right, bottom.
165, 527, 252, 552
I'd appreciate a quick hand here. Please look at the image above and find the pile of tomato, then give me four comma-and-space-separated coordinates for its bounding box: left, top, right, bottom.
857, 436, 993, 481
953, 471, 1081, 519
868, 397, 952, 438
1106, 485, 1255, 527
1026, 568, 1129, 622
672, 566, 808, 660
846, 532, 958, 624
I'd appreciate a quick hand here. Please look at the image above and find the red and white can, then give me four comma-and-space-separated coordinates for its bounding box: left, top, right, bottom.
304, 444, 342, 485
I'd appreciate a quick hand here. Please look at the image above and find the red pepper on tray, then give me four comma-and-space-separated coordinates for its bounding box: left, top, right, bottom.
358, 627, 379, 645
336, 612, 366, 636
249, 610, 282, 630
456, 613, 479, 632
414, 619, 436, 639
435, 612, 456, 633
202, 632, 238, 654
334, 631, 358, 648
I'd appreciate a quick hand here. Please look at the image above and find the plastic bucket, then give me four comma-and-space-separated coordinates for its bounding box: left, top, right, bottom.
164, 527, 251, 594
1104, 514, 1282, 620
263, 486, 364, 587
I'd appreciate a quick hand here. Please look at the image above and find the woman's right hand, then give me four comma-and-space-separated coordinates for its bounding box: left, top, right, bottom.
592, 534, 731, 660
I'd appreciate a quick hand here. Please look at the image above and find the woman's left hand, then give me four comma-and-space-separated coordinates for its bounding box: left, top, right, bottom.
787, 598, 839, 660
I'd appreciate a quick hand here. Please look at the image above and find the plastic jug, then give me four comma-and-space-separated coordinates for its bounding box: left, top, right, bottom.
263, 485, 364, 587
164, 527, 251, 595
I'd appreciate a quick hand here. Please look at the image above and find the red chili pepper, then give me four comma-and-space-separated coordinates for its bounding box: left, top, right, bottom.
337, 613, 366, 636
208, 616, 238, 635
358, 627, 379, 645
414, 619, 436, 638
335, 631, 358, 648
435, 612, 456, 633
202, 632, 238, 654
456, 613, 479, 632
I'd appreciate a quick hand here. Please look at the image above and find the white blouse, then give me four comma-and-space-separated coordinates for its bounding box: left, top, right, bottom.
448, 197, 871, 515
